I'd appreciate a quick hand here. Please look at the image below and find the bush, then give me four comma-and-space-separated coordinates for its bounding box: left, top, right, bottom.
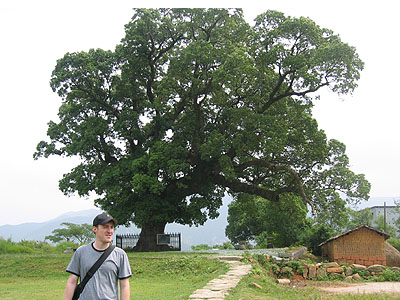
0, 236, 79, 254
378, 269, 400, 281
7, 244, 36, 254
297, 223, 335, 256
0, 237, 14, 254
191, 244, 212, 251
53, 241, 79, 253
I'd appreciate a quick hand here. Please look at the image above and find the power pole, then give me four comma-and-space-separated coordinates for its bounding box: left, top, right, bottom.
384, 202, 387, 233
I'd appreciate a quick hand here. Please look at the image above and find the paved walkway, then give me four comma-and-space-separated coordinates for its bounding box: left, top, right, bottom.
189, 256, 252, 300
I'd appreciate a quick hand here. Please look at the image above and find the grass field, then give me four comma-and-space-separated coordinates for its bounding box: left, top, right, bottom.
1, 251, 400, 299
0, 252, 227, 300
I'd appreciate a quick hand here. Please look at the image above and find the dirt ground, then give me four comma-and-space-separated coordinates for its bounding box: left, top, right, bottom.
291, 280, 400, 295
319, 282, 400, 294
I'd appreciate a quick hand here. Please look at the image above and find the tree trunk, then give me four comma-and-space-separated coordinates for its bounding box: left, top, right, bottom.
133, 222, 170, 252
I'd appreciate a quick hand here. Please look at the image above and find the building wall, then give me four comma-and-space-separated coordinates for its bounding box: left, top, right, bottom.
322, 227, 386, 266
370, 206, 398, 228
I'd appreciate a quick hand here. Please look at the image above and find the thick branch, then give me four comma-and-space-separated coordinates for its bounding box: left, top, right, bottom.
235, 159, 315, 213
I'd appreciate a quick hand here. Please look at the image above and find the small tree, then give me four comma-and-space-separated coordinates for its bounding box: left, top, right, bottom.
346, 207, 373, 230
45, 223, 94, 244
297, 222, 336, 256
373, 215, 396, 237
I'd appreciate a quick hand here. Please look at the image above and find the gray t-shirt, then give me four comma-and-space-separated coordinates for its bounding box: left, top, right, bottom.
66, 243, 132, 300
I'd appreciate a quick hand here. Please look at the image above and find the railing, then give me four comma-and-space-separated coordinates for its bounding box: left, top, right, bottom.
116, 232, 181, 251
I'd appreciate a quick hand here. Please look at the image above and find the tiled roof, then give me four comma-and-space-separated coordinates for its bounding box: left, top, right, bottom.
318, 225, 390, 247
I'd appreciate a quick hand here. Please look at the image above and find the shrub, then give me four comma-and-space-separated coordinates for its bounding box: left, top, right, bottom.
378, 269, 400, 281
7, 244, 36, 254
191, 244, 212, 251
0, 237, 14, 254
388, 238, 400, 251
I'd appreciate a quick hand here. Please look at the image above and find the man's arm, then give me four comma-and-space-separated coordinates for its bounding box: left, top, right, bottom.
120, 278, 130, 300
63, 274, 78, 300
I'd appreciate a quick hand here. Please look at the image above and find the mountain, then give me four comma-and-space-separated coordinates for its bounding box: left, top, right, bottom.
0, 197, 231, 251
0, 209, 101, 242
1, 196, 393, 251
356, 196, 399, 209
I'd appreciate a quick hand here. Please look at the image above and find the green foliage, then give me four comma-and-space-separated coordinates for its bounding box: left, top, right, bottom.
297, 222, 335, 256
388, 238, 400, 251
45, 222, 94, 244
226, 193, 308, 247
191, 244, 212, 251
346, 207, 373, 229
191, 242, 234, 251
372, 215, 397, 237
377, 269, 400, 281
0, 237, 80, 254
0, 237, 49, 254
35, 8, 369, 251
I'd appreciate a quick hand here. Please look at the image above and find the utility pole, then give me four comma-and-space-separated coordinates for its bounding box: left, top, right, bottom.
384, 202, 387, 233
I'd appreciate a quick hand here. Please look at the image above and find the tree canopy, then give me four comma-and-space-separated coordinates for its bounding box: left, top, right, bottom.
226, 193, 308, 247
35, 8, 370, 251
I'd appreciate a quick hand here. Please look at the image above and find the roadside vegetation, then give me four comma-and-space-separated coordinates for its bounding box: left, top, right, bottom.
225, 252, 400, 300
1, 238, 400, 299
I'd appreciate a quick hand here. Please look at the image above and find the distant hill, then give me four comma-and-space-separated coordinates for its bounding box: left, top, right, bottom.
0, 196, 231, 251
356, 196, 399, 209
1, 196, 394, 251
0, 209, 101, 242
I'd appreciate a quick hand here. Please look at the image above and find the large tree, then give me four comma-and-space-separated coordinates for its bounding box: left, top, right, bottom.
35, 9, 370, 251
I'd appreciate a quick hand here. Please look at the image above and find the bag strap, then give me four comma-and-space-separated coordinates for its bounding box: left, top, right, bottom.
80, 245, 115, 288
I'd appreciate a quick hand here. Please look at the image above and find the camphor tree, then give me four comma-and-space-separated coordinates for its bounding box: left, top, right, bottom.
34, 9, 370, 251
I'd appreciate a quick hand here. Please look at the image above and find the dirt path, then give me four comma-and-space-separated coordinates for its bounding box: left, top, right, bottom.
318, 282, 400, 294
189, 256, 252, 300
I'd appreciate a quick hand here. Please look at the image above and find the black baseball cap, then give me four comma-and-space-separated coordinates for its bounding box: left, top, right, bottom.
93, 212, 117, 226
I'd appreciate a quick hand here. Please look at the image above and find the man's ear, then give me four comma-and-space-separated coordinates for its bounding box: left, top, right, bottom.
93, 226, 97, 234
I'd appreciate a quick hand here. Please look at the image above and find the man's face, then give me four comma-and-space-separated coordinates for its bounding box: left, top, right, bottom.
93, 221, 114, 244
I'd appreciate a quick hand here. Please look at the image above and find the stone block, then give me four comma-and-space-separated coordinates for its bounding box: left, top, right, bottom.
322, 262, 339, 268
308, 264, 316, 279
327, 267, 344, 273
351, 263, 367, 270
345, 267, 353, 276
367, 264, 385, 273
276, 279, 291, 284
302, 265, 308, 279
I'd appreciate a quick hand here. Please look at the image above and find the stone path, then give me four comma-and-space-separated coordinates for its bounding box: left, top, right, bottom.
189, 256, 252, 300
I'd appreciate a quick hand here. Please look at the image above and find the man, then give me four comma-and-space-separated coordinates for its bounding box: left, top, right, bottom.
63, 212, 131, 300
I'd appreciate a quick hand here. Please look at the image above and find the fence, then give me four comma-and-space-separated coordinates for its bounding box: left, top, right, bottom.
116, 233, 181, 251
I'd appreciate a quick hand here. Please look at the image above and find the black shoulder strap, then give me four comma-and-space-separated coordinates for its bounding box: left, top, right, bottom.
80, 245, 115, 288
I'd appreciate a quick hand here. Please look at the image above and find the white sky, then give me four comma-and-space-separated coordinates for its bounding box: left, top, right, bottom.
0, 1, 399, 226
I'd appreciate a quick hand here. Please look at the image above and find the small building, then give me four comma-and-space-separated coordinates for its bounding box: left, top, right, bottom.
319, 225, 390, 266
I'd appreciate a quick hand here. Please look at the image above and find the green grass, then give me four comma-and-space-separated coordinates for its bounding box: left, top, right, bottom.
2, 251, 400, 300
0, 252, 228, 300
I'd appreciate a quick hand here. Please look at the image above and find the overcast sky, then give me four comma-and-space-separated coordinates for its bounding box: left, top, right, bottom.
0, 1, 399, 226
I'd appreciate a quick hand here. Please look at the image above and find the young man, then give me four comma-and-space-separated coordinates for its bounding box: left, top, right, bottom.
63, 212, 131, 300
